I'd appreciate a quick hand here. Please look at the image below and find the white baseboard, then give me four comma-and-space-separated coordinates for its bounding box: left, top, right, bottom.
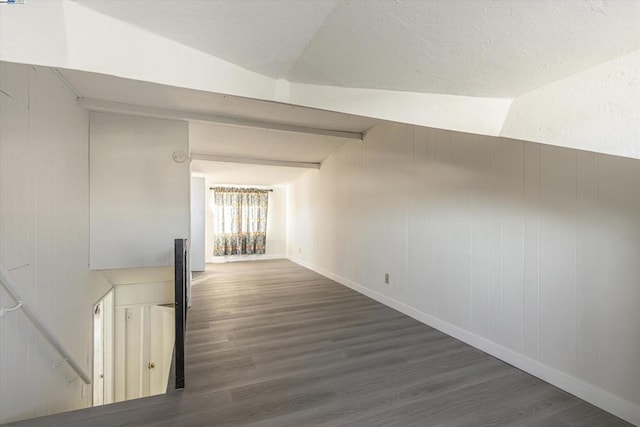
287, 256, 640, 426
206, 254, 286, 264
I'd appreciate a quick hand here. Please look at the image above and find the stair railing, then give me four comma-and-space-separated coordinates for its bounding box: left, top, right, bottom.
0, 261, 91, 385
173, 238, 189, 390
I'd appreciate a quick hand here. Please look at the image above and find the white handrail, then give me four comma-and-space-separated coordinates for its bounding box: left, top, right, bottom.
0, 261, 91, 385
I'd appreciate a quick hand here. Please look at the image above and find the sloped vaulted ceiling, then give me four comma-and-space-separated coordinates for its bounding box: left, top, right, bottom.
76, 0, 639, 98
0, 0, 638, 157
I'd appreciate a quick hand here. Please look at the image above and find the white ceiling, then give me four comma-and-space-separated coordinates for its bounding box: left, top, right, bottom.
58, 69, 379, 133
189, 121, 346, 164
58, 67, 358, 184
191, 161, 309, 186
77, 0, 338, 80
76, 0, 640, 97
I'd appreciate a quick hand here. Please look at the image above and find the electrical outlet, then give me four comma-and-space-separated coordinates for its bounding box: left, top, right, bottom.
299, 248, 302, 254
384, 273, 390, 284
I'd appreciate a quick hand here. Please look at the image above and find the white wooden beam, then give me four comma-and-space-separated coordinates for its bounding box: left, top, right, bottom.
191, 153, 320, 169
78, 98, 363, 141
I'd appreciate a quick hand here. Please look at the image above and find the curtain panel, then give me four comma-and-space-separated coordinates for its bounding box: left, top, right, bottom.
212, 187, 269, 256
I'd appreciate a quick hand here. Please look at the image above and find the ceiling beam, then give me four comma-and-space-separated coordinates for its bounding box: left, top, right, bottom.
78, 98, 363, 141
191, 153, 320, 169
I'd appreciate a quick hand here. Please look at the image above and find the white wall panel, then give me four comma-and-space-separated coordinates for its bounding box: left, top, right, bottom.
89, 113, 190, 269
451, 132, 475, 331
522, 143, 541, 360
287, 120, 640, 424
575, 151, 600, 386
487, 140, 504, 344
470, 135, 491, 339
597, 155, 640, 402
498, 141, 525, 354
0, 62, 95, 423
433, 130, 452, 321
408, 126, 430, 314
190, 177, 206, 272
637, 164, 640, 406
538, 146, 577, 375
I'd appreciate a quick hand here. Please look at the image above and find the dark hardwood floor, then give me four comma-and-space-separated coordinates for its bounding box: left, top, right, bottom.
8, 259, 632, 426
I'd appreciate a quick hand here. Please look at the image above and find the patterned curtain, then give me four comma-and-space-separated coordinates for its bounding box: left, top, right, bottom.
213, 187, 269, 256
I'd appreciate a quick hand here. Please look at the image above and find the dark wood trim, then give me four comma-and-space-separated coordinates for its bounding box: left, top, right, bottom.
174, 238, 188, 390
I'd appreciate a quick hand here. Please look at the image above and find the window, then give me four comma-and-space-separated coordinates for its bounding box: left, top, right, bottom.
212, 187, 269, 256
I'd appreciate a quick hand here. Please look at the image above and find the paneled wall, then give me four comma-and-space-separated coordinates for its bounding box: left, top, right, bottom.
288, 121, 640, 424
0, 62, 95, 423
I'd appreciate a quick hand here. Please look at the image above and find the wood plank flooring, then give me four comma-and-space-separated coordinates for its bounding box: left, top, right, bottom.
8, 259, 632, 426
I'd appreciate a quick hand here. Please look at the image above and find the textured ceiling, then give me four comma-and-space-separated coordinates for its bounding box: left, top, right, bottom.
76, 0, 640, 97
76, 0, 338, 79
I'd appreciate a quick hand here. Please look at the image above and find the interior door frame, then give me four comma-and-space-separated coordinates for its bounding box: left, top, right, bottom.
93, 288, 115, 406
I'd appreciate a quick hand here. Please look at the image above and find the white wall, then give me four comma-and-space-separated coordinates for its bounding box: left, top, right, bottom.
205, 184, 288, 263
190, 177, 206, 271
0, 62, 104, 423
89, 112, 190, 269
287, 122, 640, 425
110, 269, 174, 403
94, 266, 173, 403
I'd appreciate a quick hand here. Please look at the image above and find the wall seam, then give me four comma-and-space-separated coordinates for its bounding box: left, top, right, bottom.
574, 152, 578, 374
521, 143, 526, 353
537, 145, 541, 360
596, 154, 601, 389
